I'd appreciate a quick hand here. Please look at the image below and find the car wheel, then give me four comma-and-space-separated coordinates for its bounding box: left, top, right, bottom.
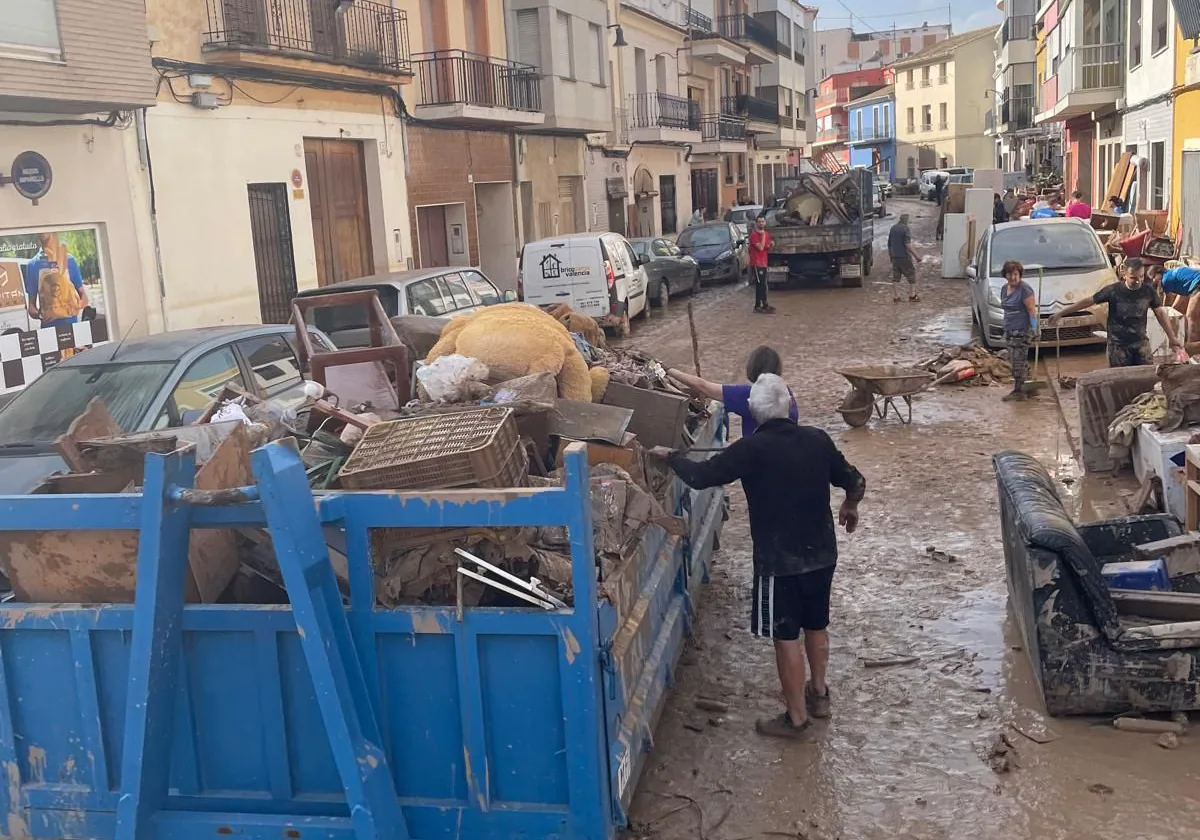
638, 292, 651, 320
978, 314, 994, 349
618, 311, 631, 337
693, 268, 701, 293
657, 280, 670, 309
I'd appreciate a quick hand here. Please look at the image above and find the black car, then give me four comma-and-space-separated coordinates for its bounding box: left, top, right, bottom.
629, 237, 700, 306
676, 222, 748, 285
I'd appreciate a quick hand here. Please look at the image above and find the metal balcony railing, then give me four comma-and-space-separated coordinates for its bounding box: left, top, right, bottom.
203, 0, 410, 72
722, 94, 778, 122
815, 126, 848, 143
700, 113, 746, 142
848, 124, 894, 142
1000, 96, 1034, 130
905, 81, 915, 90
938, 120, 948, 130
686, 7, 713, 32
413, 50, 541, 111
628, 91, 701, 130
919, 78, 932, 87
938, 75, 948, 84
713, 14, 777, 51
921, 122, 932, 132
1002, 14, 1034, 44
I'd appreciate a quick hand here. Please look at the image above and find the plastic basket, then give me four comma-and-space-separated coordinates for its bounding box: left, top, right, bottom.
339, 407, 526, 491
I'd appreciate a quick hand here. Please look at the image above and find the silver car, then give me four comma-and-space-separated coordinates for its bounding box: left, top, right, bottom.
967, 218, 1116, 349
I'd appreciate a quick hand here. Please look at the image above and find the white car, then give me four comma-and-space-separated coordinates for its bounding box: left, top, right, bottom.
518, 233, 649, 336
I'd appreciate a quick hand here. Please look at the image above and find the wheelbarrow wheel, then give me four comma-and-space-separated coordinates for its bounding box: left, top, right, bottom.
838, 387, 873, 428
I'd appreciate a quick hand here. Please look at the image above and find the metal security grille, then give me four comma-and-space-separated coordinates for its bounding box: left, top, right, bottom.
247, 183, 299, 324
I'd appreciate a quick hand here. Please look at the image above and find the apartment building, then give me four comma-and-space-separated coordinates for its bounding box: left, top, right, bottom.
0, 0, 155, 345
812, 67, 889, 171
1122, 0, 1174, 211
816, 23, 951, 79
1034, 0, 1124, 203
986, 0, 1042, 173
845, 85, 896, 181
894, 27, 997, 178
1172, 14, 1200, 252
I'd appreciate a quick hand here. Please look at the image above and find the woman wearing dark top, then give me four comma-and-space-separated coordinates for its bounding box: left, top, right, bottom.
667, 345, 798, 436
999, 260, 1038, 402
992, 193, 1009, 225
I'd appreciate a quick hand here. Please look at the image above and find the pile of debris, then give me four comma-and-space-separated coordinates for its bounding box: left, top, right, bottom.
3, 298, 709, 614
918, 344, 1013, 387
766, 171, 863, 228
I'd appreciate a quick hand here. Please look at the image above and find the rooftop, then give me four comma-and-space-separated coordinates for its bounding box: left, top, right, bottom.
848, 84, 895, 106
890, 26, 998, 69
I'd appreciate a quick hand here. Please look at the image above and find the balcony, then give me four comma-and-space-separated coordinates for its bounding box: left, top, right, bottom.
938, 75, 948, 84
999, 95, 1036, 132
757, 115, 807, 150
713, 14, 776, 64
628, 92, 702, 144
813, 126, 849, 146
693, 114, 748, 154
938, 120, 949, 130
686, 7, 713, 32
202, 0, 411, 83
921, 122, 933, 132
985, 109, 996, 135
722, 94, 778, 131
1002, 15, 1034, 43
919, 78, 932, 87
1036, 43, 1123, 123
998, 14, 1037, 66
412, 50, 543, 127
847, 124, 894, 143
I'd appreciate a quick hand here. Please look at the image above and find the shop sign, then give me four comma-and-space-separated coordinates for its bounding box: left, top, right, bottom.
9, 152, 53, 202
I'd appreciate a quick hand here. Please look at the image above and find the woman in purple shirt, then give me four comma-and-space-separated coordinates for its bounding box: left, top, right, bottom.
667, 345, 798, 436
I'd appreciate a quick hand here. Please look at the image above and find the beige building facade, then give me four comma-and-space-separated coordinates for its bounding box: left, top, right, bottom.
893, 27, 998, 177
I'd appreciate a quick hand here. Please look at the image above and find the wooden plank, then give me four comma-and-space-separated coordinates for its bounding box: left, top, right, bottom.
189, 424, 254, 603
1113, 589, 1200, 622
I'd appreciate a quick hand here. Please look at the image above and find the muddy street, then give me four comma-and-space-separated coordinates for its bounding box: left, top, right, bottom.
623, 198, 1200, 840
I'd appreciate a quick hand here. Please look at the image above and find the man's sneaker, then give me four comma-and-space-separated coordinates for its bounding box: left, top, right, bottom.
755, 713, 813, 740
806, 683, 831, 718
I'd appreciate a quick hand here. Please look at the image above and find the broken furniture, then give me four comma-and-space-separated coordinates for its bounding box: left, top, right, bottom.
292, 290, 410, 409
1077, 365, 1160, 472
996, 449, 1200, 715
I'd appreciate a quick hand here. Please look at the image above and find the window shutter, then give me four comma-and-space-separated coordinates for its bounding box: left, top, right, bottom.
515, 9, 541, 70
555, 12, 572, 78
0, 0, 61, 50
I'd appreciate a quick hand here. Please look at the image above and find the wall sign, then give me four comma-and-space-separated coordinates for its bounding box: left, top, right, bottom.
9, 152, 53, 202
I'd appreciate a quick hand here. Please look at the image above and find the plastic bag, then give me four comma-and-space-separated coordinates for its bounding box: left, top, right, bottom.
415, 354, 490, 402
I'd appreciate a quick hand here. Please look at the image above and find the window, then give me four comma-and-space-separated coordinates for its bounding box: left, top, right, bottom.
555, 12, 573, 78
855, 110, 863, 140
920, 66, 930, 86
882, 106, 891, 137
1152, 141, 1166, 210
438, 273, 476, 311
906, 69, 914, 89
406, 278, 450, 316
462, 271, 501, 305
0, 0, 61, 55
819, 44, 825, 56
938, 61, 948, 83
906, 107, 915, 131
170, 348, 247, 425
939, 102, 948, 129
724, 154, 734, 184
907, 156, 917, 179
921, 105, 932, 130
514, 9, 541, 71
652, 239, 672, 256
1152, 0, 1169, 52
589, 23, 604, 83
785, 89, 793, 117
1130, 0, 1143, 67
237, 335, 301, 396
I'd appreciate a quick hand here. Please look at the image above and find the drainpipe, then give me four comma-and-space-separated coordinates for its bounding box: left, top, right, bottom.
135, 108, 169, 333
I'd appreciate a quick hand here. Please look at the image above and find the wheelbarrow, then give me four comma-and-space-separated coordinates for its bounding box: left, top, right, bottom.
835, 365, 935, 426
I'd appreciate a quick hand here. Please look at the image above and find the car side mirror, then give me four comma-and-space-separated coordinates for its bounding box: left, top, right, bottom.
638, 254, 650, 265
502, 289, 517, 302
965, 265, 977, 279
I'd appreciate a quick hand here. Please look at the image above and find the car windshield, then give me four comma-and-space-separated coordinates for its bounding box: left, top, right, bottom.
990, 224, 1107, 274
0, 362, 174, 444
678, 227, 731, 247
304, 287, 399, 333
630, 240, 650, 256
728, 208, 761, 224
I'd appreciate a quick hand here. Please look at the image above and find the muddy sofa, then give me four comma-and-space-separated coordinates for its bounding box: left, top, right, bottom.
995, 450, 1200, 715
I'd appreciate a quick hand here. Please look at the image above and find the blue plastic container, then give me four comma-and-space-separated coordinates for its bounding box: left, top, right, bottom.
1101, 557, 1171, 591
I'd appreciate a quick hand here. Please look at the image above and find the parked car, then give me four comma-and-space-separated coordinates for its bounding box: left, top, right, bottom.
0, 324, 334, 494
518, 232, 648, 336
630, 237, 700, 307
677, 222, 748, 285
919, 167, 973, 201
967, 218, 1116, 349
871, 182, 887, 218
294, 267, 511, 348
724, 204, 764, 235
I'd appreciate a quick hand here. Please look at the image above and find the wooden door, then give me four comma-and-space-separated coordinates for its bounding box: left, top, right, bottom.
304, 138, 374, 287
417, 206, 450, 267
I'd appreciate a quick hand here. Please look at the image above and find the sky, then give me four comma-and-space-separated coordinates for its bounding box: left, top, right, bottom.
813, 0, 1003, 37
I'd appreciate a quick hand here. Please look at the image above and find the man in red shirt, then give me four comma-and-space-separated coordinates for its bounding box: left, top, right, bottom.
749, 215, 774, 314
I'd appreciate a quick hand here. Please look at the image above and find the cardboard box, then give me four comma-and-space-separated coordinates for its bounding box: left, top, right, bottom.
601, 381, 689, 449
555, 432, 648, 488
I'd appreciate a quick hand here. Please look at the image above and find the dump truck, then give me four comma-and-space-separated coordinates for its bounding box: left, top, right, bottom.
0, 412, 728, 840
765, 167, 875, 288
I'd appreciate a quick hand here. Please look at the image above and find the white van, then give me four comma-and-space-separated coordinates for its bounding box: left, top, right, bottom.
519, 233, 649, 335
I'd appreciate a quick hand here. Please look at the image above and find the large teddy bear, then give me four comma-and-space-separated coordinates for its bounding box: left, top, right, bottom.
425, 303, 609, 402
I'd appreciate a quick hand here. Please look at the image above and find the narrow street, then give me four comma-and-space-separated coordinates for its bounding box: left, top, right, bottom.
623, 199, 1200, 840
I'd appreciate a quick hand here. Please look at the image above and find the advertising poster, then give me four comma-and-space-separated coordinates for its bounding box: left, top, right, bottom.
0, 226, 111, 393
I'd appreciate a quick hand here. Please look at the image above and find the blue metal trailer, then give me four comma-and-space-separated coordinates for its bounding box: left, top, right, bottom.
0, 410, 726, 840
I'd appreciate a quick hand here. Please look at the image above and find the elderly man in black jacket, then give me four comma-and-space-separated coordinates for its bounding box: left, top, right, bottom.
650, 374, 866, 739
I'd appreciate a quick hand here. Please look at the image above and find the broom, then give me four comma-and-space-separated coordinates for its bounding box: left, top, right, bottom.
1024, 265, 1048, 392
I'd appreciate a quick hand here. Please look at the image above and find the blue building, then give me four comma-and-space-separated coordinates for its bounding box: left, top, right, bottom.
846, 85, 897, 183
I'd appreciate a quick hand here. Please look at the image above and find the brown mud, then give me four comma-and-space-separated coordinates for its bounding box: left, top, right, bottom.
622, 199, 1200, 840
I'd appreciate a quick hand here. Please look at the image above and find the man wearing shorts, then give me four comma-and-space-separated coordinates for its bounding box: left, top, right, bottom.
649, 374, 866, 739
888, 214, 919, 302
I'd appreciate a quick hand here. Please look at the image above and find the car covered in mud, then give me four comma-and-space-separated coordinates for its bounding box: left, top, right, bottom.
967, 218, 1116, 349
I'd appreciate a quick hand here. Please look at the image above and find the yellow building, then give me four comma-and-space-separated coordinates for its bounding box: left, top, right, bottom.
893, 27, 998, 175
1171, 24, 1200, 253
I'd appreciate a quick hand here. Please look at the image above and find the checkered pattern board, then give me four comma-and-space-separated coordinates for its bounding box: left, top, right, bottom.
0, 320, 110, 393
